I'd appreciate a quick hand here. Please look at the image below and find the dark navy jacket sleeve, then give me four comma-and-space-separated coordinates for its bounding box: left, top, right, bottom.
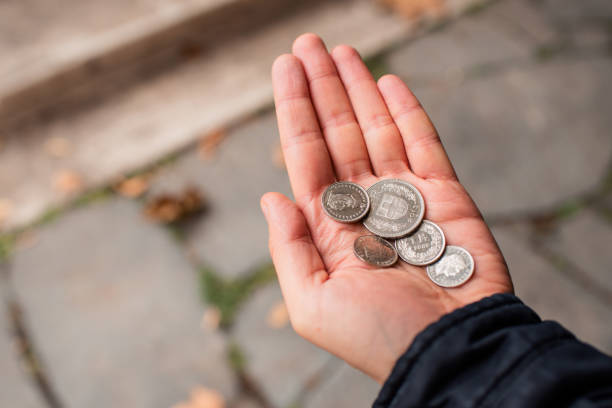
374, 294, 612, 407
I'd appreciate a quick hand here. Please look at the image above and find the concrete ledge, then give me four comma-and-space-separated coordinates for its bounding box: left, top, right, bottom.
0, 0, 327, 129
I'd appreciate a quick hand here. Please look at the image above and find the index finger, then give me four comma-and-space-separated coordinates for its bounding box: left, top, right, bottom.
272, 54, 336, 207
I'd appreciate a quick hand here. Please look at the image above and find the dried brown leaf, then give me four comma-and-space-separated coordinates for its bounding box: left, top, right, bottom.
201, 307, 221, 330
143, 187, 205, 223
114, 176, 149, 198
192, 387, 225, 408
45, 136, 73, 158
266, 301, 289, 329
378, 0, 445, 19
198, 129, 227, 159
0, 198, 13, 225
15, 230, 38, 250
52, 170, 83, 194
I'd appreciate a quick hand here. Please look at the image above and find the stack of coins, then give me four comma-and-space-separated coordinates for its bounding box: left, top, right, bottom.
321, 179, 474, 288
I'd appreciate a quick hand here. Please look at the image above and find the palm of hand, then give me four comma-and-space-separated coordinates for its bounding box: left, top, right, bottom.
262, 34, 513, 383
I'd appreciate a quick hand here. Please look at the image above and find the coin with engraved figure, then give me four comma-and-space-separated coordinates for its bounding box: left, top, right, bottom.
363, 179, 425, 238
353, 235, 398, 267
426, 246, 474, 288
395, 220, 445, 266
321, 181, 370, 223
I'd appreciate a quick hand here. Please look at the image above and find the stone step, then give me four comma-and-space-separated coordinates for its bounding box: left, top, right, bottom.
0, 0, 484, 232
0, 0, 326, 130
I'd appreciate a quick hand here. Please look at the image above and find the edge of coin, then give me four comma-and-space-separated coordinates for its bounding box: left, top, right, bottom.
425, 245, 475, 288
353, 235, 398, 267
363, 178, 426, 238
395, 220, 446, 266
321, 181, 371, 223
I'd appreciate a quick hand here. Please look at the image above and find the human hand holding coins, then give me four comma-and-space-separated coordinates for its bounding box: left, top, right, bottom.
261, 34, 513, 383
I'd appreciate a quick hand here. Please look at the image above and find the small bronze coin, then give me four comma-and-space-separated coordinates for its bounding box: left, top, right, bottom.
321, 181, 370, 223
353, 235, 398, 267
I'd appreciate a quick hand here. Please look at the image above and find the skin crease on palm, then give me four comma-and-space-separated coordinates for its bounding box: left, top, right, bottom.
260, 33, 514, 384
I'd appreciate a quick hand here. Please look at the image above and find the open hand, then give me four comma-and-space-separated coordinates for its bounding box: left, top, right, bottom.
261, 34, 513, 383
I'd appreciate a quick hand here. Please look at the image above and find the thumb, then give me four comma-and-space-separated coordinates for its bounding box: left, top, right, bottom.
260, 192, 328, 321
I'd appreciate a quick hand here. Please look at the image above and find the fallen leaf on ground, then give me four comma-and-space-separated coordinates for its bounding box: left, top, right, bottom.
378, 0, 445, 19
172, 386, 226, 408
52, 170, 83, 194
44, 136, 73, 158
114, 175, 149, 198
272, 143, 286, 169
266, 301, 289, 329
198, 129, 227, 159
144, 187, 205, 223
201, 307, 221, 330
0, 199, 13, 225
191, 387, 226, 408
15, 230, 38, 250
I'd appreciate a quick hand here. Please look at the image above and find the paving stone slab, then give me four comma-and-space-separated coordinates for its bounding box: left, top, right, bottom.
386, 0, 542, 81
11, 198, 237, 408
232, 282, 333, 408
540, 210, 612, 297
493, 225, 612, 354
149, 112, 292, 279
541, 0, 612, 24
303, 362, 381, 408
409, 57, 612, 217
0, 281, 46, 408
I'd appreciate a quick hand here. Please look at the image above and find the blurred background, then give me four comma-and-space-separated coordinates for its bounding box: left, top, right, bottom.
1, 0, 611, 407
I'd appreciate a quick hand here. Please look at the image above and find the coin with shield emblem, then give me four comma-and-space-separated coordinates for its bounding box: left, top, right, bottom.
363, 179, 425, 238
395, 220, 445, 266
321, 181, 370, 223
426, 246, 474, 287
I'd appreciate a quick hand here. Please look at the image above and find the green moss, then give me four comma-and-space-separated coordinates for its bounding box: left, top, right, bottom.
464, 1, 489, 16
72, 187, 112, 208
0, 234, 15, 261
364, 54, 389, 81
199, 263, 276, 327
228, 342, 247, 372
555, 200, 584, 219
534, 43, 566, 61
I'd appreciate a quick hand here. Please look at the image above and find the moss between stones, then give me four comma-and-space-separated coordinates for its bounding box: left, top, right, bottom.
199, 263, 277, 327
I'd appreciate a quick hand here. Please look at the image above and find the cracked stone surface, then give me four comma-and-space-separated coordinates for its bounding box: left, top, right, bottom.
303, 362, 381, 408
0, 280, 45, 408
410, 57, 612, 217
232, 282, 333, 408
540, 211, 612, 296
11, 198, 237, 408
493, 225, 612, 354
149, 112, 292, 279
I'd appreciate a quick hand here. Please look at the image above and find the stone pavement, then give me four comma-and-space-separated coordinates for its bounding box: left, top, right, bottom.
1, 0, 612, 407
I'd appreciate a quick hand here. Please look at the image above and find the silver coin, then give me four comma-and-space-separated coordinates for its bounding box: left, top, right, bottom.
363, 179, 425, 238
426, 246, 474, 288
395, 220, 446, 266
353, 235, 398, 267
321, 181, 370, 223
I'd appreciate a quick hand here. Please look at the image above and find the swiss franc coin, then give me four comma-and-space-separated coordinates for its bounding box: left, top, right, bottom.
321, 181, 370, 223
363, 179, 425, 238
426, 246, 474, 288
395, 220, 445, 266
354, 235, 398, 267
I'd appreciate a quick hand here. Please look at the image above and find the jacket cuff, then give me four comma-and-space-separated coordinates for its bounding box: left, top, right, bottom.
373, 293, 569, 407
